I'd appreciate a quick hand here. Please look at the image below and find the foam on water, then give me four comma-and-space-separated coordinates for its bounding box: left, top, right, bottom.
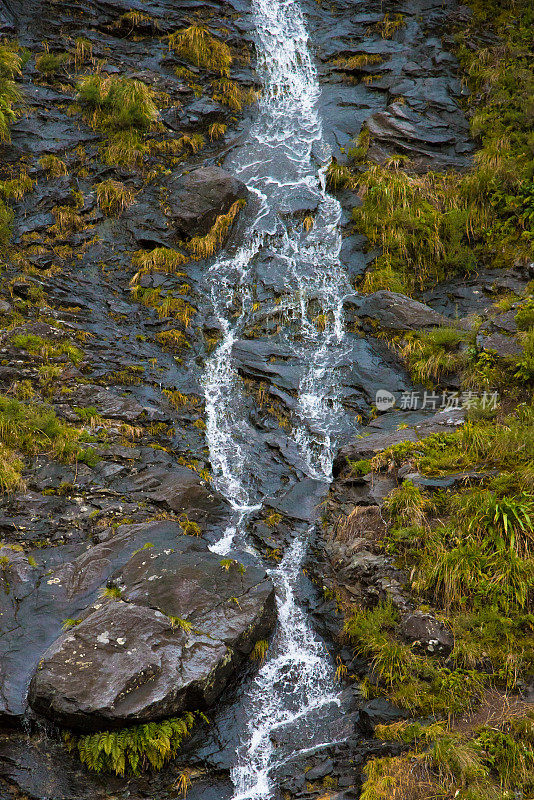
201, 0, 353, 795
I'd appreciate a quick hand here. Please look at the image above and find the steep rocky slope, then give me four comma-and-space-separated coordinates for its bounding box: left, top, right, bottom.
0, 0, 532, 799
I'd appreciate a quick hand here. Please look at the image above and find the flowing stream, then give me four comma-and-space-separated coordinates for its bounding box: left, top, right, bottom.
201, 0, 353, 796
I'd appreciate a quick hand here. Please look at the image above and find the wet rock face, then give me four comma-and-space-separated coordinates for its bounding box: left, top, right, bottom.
358, 291, 447, 331
400, 612, 453, 656
28, 540, 275, 730
168, 167, 249, 239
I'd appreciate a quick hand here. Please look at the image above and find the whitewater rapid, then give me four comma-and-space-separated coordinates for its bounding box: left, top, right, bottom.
201, 0, 352, 796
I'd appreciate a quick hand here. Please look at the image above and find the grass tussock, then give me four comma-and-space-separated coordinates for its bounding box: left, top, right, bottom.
77, 75, 158, 131
211, 79, 257, 111
326, 159, 354, 191
39, 154, 68, 177
76, 75, 158, 167
64, 712, 205, 776
353, 0, 534, 294
208, 122, 226, 141
361, 713, 534, 800
35, 51, 69, 77
0, 395, 96, 492
95, 179, 135, 216
168, 24, 232, 77
156, 329, 191, 351
400, 326, 469, 386
130, 247, 188, 284
131, 286, 196, 328
186, 199, 245, 260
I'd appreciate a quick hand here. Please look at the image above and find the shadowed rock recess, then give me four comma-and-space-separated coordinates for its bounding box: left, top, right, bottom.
0, 0, 533, 798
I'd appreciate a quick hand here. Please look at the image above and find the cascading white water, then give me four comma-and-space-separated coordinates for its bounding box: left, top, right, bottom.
201, 0, 353, 796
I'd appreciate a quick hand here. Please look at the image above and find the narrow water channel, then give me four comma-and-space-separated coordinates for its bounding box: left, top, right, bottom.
201, 0, 354, 796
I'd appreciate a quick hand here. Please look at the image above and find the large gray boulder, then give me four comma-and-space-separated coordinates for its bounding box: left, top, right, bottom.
168, 166, 248, 239
28, 540, 275, 730
358, 291, 447, 331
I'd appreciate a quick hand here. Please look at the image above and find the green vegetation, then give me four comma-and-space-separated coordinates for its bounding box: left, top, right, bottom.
77, 75, 158, 167
95, 179, 135, 216
131, 286, 195, 328
251, 639, 269, 662
400, 327, 469, 386
345, 0, 533, 295
35, 51, 69, 76
211, 79, 256, 112
361, 714, 534, 800
11, 333, 84, 364
131, 247, 188, 283
0, 42, 23, 247
39, 154, 68, 177
0, 396, 97, 492
343, 406, 534, 720
0, 42, 22, 142
64, 711, 205, 775
168, 24, 232, 77
186, 199, 245, 260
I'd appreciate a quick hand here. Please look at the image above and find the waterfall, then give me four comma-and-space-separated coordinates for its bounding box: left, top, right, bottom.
201, 0, 352, 795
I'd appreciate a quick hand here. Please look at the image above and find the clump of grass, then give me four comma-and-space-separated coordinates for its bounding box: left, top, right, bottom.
113, 10, 154, 34
514, 328, 534, 383
95, 179, 135, 216
11, 333, 84, 364
211, 79, 256, 111
208, 121, 226, 141
73, 37, 93, 71
178, 513, 201, 536
0, 42, 22, 142
35, 51, 69, 77
334, 53, 383, 71
326, 159, 354, 191
383, 480, 434, 526
176, 132, 205, 154
375, 13, 406, 38
131, 287, 195, 327
39, 154, 68, 177
77, 75, 158, 131
400, 327, 468, 385
515, 299, 534, 331
186, 199, 245, 260
63, 712, 204, 775
162, 389, 200, 410
0, 395, 96, 492
131, 247, 188, 283
168, 24, 232, 77
251, 639, 269, 662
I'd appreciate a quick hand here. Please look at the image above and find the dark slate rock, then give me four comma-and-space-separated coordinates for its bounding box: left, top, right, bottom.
28, 541, 275, 730
400, 611, 453, 656
333, 429, 418, 477
477, 331, 522, 358
68, 384, 144, 422
167, 166, 249, 239
358, 290, 447, 331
